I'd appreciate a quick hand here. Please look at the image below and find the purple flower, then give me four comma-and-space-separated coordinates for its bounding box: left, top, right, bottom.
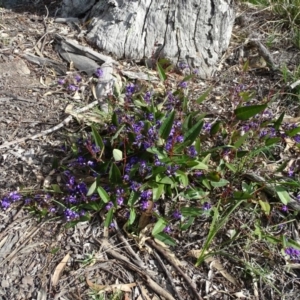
285, 247, 300, 261
117, 196, 124, 206
172, 210, 182, 220
105, 202, 114, 210
76, 156, 86, 166
9, 191, 22, 202
163, 225, 172, 233
144, 91, 152, 103
178, 62, 189, 70
140, 200, 149, 211
288, 167, 294, 177
1, 197, 11, 210
126, 83, 135, 95
176, 135, 184, 143
203, 202, 212, 210
203, 122, 212, 132
95, 68, 103, 78
187, 145, 198, 158
294, 134, 300, 143
64, 208, 79, 221
179, 81, 188, 88
281, 205, 288, 212
68, 84, 78, 92
77, 182, 88, 195
75, 74, 82, 82
58, 78, 65, 85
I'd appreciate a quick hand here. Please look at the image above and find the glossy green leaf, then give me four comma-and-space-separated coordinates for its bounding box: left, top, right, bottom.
51, 184, 62, 193
152, 218, 167, 236
265, 137, 281, 146
286, 126, 300, 137
156, 62, 167, 82
92, 125, 104, 150
273, 112, 285, 130
113, 149, 123, 161
109, 163, 122, 184
275, 186, 291, 205
184, 120, 204, 145
159, 110, 175, 140
97, 186, 110, 203
154, 232, 176, 246
129, 207, 136, 225
259, 200, 271, 215
87, 181, 97, 196
190, 161, 208, 170
210, 178, 229, 188
180, 216, 195, 230
210, 121, 222, 135
233, 132, 249, 149
234, 104, 267, 121
128, 191, 140, 206
181, 207, 203, 217
104, 208, 114, 228
225, 163, 237, 173
152, 184, 165, 201
196, 87, 212, 104
176, 170, 189, 187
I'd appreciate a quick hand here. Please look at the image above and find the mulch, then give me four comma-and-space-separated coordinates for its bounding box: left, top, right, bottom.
0, 1, 300, 299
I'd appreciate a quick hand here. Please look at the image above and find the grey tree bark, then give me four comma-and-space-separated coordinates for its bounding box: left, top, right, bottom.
60, 0, 235, 79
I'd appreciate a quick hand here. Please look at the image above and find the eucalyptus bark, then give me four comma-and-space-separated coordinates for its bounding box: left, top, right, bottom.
61, 0, 235, 79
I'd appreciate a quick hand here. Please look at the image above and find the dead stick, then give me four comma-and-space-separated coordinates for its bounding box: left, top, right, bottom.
147, 239, 203, 300
97, 238, 175, 300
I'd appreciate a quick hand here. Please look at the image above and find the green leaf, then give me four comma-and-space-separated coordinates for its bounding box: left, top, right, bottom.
129, 207, 136, 225
184, 120, 204, 145
97, 186, 110, 203
265, 137, 281, 146
182, 114, 193, 131
210, 178, 229, 188
181, 207, 203, 217
196, 87, 212, 104
176, 170, 189, 187
159, 110, 175, 140
87, 181, 97, 196
51, 184, 62, 193
210, 121, 222, 135
152, 184, 165, 201
275, 186, 291, 205
185, 189, 208, 199
109, 163, 122, 184
113, 149, 123, 161
146, 147, 167, 159
91, 125, 104, 150
286, 127, 300, 137
234, 104, 268, 121
225, 163, 237, 173
112, 111, 119, 126
154, 232, 176, 246
259, 200, 271, 215
180, 216, 195, 230
273, 112, 285, 130
104, 208, 114, 228
157, 176, 175, 187
152, 218, 167, 236
156, 62, 167, 82
233, 132, 249, 149
232, 191, 252, 199
190, 161, 208, 170
128, 191, 140, 206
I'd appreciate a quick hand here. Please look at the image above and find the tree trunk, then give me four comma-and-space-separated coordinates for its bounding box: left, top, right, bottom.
61, 0, 235, 79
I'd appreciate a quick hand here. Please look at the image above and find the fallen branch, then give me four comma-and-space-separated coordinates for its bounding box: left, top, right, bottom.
95, 238, 176, 300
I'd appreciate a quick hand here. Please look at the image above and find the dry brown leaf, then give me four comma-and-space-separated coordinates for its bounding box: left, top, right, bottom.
187, 249, 239, 286
210, 259, 240, 287
51, 253, 70, 286
86, 277, 136, 293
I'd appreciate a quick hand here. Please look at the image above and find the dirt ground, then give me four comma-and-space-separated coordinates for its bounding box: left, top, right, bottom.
1, 1, 300, 300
